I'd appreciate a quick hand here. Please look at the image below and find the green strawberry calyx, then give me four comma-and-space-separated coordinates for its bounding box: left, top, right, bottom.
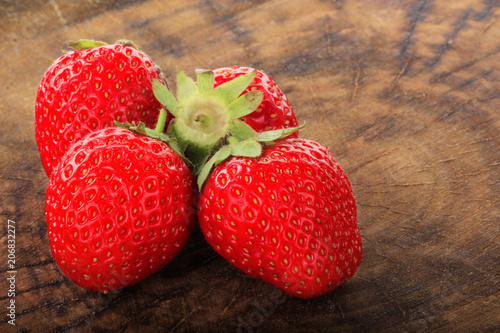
114, 107, 185, 162
196, 126, 303, 189
152, 69, 303, 189
65, 39, 140, 51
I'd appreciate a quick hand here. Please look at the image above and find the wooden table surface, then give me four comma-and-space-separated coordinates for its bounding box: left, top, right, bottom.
1, 0, 499, 332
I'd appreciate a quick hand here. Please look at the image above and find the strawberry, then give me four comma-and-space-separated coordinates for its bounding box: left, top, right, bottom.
35, 39, 168, 176
212, 66, 299, 136
197, 138, 362, 298
44, 125, 196, 291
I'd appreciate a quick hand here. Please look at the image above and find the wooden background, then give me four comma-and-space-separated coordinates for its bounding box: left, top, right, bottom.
1, 0, 499, 332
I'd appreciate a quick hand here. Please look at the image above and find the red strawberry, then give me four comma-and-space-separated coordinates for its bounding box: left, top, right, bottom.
44, 126, 196, 291
35, 39, 168, 176
213, 66, 299, 136
197, 138, 362, 298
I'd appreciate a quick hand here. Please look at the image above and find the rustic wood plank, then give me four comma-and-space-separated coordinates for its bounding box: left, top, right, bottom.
0, 0, 499, 332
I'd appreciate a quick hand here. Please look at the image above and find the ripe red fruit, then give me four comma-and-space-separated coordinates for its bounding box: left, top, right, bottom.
198, 138, 362, 298
35, 40, 168, 176
45, 127, 196, 291
213, 66, 299, 136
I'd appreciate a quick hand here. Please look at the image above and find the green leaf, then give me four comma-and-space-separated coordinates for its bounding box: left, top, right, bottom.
197, 145, 232, 189
135, 122, 147, 135
159, 133, 171, 142
114, 121, 133, 129
160, 135, 189, 164
196, 139, 264, 189
254, 128, 285, 142
177, 71, 198, 102
114, 39, 139, 49
227, 90, 263, 120
213, 70, 256, 105
196, 69, 215, 95
67, 39, 108, 50
167, 140, 184, 158
152, 79, 178, 116
114, 120, 178, 146
112, 120, 191, 167
230, 139, 262, 157
229, 119, 259, 141
255, 123, 305, 142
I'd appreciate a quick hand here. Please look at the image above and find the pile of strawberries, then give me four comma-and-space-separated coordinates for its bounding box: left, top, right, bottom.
36, 40, 362, 298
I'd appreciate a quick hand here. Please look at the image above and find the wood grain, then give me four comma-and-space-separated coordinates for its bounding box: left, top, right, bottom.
1, 0, 499, 332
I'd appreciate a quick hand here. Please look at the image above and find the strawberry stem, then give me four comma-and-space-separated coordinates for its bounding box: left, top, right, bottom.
154, 107, 168, 134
